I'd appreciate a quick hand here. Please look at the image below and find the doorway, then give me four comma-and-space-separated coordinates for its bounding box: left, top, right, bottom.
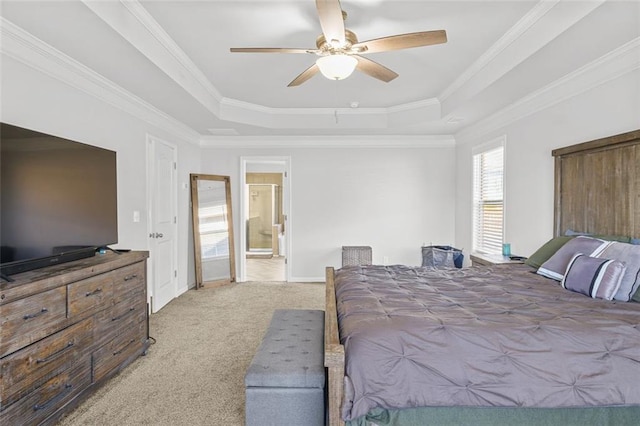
240, 157, 290, 282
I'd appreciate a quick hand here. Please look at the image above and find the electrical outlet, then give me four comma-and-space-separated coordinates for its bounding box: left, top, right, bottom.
383, 256, 389, 265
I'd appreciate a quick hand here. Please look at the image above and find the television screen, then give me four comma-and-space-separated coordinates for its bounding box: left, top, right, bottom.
0, 123, 118, 278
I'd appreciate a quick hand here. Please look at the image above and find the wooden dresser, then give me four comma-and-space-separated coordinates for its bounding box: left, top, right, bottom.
0, 251, 150, 426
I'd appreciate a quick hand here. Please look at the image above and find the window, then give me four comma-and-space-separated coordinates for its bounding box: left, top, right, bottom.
473, 140, 505, 254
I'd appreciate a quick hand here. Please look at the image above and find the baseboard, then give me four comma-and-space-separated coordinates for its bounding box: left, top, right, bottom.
287, 276, 325, 283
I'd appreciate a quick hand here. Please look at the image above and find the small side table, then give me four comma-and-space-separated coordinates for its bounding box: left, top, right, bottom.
470, 252, 525, 267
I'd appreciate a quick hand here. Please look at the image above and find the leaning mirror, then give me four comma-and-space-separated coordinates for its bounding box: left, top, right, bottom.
190, 174, 235, 288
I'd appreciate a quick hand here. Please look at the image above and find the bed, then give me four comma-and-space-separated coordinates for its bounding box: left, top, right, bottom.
324, 129, 640, 426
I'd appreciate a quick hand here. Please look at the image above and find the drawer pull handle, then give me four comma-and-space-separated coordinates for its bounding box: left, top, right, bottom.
33, 383, 73, 411
124, 274, 138, 281
112, 307, 136, 322
36, 341, 75, 364
113, 339, 136, 356
85, 288, 103, 297
23, 307, 48, 320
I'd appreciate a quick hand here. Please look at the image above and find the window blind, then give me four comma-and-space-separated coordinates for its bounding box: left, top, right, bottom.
473, 145, 504, 254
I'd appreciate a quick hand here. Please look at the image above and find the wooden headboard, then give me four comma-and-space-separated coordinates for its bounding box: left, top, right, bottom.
552, 129, 640, 239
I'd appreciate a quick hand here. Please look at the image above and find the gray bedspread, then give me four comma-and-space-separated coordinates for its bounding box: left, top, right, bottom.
335, 264, 640, 421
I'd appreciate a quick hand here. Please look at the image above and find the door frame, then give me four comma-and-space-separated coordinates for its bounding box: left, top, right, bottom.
146, 134, 178, 312
239, 156, 291, 282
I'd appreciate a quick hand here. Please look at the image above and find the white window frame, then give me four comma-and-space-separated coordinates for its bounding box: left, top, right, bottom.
472, 136, 506, 254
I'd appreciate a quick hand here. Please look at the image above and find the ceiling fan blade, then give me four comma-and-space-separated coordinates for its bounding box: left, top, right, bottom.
354, 55, 398, 83
230, 47, 319, 54
353, 30, 447, 54
288, 63, 320, 87
316, 0, 345, 47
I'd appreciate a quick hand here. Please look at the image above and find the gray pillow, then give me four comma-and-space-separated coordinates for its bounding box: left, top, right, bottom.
537, 236, 611, 281
562, 254, 626, 300
597, 242, 640, 301
524, 236, 573, 269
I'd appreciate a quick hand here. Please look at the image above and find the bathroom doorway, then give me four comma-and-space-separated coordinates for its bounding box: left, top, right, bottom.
240, 157, 290, 282
247, 182, 282, 255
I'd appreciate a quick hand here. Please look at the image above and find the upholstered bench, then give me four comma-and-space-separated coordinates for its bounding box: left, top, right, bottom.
245, 309, 325, 426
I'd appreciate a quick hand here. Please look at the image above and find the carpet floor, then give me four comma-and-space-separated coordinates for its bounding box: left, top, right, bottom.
57, 281, 325, 426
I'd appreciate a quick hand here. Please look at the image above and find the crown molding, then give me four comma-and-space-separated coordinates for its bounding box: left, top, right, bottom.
202, 0, 607, 131
439, 0, 559, 102
82, 0, 221, 116
219, 97, 439, 116
120, 1, 223, 103
3, 1, 624, 142
218, 97, 442, 129
69, 0, 600, 132
82, 1, 447, 130
387, 98, 440, 114
439, 0, 606, 117
199, 134, 455, 149
456, 37, 640, 144
0, 17, 200, 145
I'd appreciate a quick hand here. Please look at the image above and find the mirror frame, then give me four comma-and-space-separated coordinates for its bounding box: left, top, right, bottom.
190, 173, 236, 289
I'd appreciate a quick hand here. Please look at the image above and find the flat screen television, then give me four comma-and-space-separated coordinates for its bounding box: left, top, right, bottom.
0, 122, 118, 280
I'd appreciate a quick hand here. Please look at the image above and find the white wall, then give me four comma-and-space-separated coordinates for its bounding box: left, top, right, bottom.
1, 55, 201, 295
6, 41, 636, 286
200, 145, 456, 281
455, 69, 640, 260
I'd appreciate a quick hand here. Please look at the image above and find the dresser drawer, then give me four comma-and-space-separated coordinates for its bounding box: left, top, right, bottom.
93, 322, 146, 383
0, 287, 67, 358
94, 296, 146, 348
1, 318, 94, 409
67, 273, 113, 318
0, 358, 91, 426
111, 262, 146, 304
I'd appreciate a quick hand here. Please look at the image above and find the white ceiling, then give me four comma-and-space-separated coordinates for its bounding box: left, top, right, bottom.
1, 0, 638, 138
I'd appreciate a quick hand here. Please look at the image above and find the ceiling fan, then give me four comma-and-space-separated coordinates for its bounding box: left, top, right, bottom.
230, 0, 447, 87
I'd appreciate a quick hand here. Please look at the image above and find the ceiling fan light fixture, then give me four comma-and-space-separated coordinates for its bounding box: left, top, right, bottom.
316, 54, 358, 80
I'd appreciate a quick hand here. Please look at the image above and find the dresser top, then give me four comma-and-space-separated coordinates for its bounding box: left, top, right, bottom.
0, 251, 148, 305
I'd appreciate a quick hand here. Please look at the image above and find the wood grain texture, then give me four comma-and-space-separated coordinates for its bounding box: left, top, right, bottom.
324, 267, 345, 426
0, 251, 149, 305
0, 358, 92, 426
0, 287, 67, 358
92, 321, 146, 383
1, 318, 93, 408
67, 274, 113, 318
0, 252, 149, 425
553, 129, 640, 238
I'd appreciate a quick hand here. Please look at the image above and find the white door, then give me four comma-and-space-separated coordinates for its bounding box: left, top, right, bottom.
148, 136, 178, 313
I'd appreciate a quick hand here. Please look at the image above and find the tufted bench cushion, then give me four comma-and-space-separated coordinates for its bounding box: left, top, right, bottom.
245, 309, 325, 426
